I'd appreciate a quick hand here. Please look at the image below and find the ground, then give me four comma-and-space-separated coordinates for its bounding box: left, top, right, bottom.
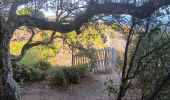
20, 62, 140, 100
20, 73, 119, 100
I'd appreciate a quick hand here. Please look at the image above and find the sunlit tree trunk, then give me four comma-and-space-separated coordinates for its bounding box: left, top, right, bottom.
0, 16, 20, 100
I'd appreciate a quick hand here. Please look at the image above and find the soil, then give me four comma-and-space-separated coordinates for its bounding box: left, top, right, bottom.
20, 73, 120, 100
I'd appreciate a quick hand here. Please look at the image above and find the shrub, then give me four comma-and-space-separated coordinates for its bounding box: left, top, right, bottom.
13, 63, 31, 83
47, 64, 88, 87
63, 67, 81, 84
78, 64, 89, 77
34, 60, 51, 71
13, 61, 88, 86
30, 67, 44, 81
13, 62, 44, 84
47, 67, 69, 87
65, 64, 87, 83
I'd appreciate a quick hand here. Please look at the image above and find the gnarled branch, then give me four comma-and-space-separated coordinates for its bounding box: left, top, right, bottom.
11, 29, 63, 61
14, 0, 170, 34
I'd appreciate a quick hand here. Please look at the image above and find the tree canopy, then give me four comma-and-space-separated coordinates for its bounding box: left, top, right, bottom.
17, 7, 45, 19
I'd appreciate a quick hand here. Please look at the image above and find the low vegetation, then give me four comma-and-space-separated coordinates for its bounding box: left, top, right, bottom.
12, 60, 88, 87
47, 64, 88, 87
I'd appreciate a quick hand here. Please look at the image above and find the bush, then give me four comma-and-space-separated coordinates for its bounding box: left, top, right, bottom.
47, 67, 69, 87
13, 62, 44, 84
13, 61, 88, 86
47, 64, 88, 87
64, 64, 87, 84
63, 67, 81, 84
34, 60, 51, 71
30, 67, 44, 81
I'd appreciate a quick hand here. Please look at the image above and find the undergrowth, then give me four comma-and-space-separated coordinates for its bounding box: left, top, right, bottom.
12, 60, 88, 87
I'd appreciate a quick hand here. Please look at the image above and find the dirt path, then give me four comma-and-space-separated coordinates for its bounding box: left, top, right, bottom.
20, 70, 121, 100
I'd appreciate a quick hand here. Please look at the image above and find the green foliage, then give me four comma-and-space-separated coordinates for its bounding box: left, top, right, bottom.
163, 88, 170, 100
13, 62, 44, 84
111, 24, 121, 32
30, 67, 44, 81
105, 78, 119, 96
10, 41, 27, 55
65, 23, 118, 49
13, 60, 88, 87
64, 64, 87, 84
64, 67, 81, 84
47, 64, 88, 87
40, 44, 60, 60
10, 33, 60, 66
47, 67, 69, 87
40, 31, 50, 39
13, 60, 52, 84
17, 7, 45, 19
17, 7, 33, 16
14, 44, 60, 66
34, 60, 51, 71
133, 28, 170, 99
20, 47, 43, 66
10, 23, 118, 67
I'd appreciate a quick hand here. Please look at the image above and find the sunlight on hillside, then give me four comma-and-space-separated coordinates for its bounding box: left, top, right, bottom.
10, 41, 27, 55
10, 23, 117, 66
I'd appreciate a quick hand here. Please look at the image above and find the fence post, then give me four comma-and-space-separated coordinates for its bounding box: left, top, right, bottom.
72, 47, 74, 66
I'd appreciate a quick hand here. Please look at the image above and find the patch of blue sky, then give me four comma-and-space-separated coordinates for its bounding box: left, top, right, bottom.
40, 9, 55, 17
18, 4, 56, 17
93, 14, 132, 25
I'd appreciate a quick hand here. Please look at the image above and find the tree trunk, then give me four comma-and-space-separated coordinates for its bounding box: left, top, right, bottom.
117, 85, 125, 100
0, 16, 20, 100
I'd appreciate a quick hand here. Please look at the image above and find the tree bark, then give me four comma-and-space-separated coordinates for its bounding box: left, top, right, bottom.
117, 85, 125, 100
15, 0, 170, 34
0, 16, 20, 100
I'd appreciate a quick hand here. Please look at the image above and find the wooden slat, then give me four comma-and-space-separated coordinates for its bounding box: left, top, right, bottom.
71, 47, 115, 73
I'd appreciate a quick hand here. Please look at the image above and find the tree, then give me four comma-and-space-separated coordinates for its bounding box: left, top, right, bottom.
0, 0, 170, 100
17, 7, 45, 19
106, 6, 170, 99
0, 13, 20, 100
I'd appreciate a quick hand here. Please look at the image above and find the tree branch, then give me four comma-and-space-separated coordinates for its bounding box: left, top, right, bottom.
129, 40, 170, 79
149, 74, 170, 100
126, 18, 151, 78
14, 0, 170, 34
11, 30, 63, 61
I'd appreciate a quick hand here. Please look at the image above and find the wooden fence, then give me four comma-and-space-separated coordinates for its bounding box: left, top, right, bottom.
71, 47, 91, 66
72, 47, 116, 73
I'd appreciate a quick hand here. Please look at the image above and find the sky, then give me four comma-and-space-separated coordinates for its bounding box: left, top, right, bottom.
18, 5, 55, 17
41, 10, 55, 17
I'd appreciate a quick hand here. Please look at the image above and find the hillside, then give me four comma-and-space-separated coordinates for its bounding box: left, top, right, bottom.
10, 25, 126, 66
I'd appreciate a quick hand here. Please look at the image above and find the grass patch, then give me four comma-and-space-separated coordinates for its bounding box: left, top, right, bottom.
20, 47, 43, 66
